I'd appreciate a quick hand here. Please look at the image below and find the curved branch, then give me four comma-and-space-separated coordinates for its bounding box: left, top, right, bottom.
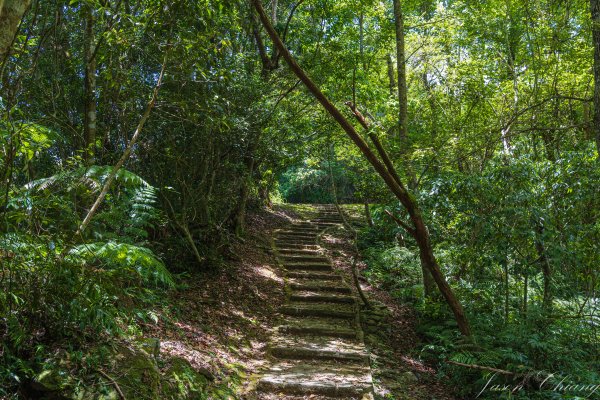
384, 209, 416, 238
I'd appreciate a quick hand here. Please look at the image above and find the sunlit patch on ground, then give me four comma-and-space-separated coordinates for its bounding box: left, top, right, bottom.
254, 264, 284, 283
140, 207, 292, 396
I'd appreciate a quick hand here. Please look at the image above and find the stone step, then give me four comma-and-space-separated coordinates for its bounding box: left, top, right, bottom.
277, 250, 322, 258
289, 280, 351, 294
289, 224, 320, 229
278, 248, 321, 254
277, 316, 357, 338
280, 302, 355, 319
258, 361, 373, 398
275, 236, 317, 244
278, 231, 318, 236
290, 291, 355, 304
276, 235, 316, 241
275, 242, 319, 249
278, 234, 318, 240
269, 335, 369, 362
276, 239, 317, 245
284, 262, 332, 272
281, 255, 329, 263
281, 226, 320, 231
287, 271, 342, 281
284, 229, 321, 234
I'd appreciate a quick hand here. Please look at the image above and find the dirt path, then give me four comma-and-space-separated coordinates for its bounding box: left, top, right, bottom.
255, 205, 374, 399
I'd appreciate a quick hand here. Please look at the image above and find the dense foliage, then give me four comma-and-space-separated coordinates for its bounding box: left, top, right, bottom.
1, 0, 599, 398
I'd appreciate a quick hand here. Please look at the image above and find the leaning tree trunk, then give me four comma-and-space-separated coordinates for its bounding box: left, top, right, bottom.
591, 0, 600, 157
0, 0, 32, 61
251, 0, 471, 337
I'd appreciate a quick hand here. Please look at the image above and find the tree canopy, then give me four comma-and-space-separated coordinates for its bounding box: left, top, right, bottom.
1, 0, 598, 398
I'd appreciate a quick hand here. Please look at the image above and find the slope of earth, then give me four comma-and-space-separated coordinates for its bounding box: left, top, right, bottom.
139, 206, 303, 398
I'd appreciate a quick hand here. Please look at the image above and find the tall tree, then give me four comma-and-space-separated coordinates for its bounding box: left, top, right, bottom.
592, 0, 600, 156
0, 0, 31, 61
392, 0, 408, 147
83, 3, 97, 162
392, 0, 417, 189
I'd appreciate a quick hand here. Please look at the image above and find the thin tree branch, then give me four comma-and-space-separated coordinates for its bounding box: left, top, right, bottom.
75, 53, 168, 237
446, 360, 515, 376
97, 369, 126, 400
384, 209, 416, 237
281, 0, 305, 44
344, 101, 407, 192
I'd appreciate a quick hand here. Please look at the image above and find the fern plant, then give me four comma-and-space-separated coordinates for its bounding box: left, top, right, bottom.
17, 165, 160, 241
68, 242, 174, 288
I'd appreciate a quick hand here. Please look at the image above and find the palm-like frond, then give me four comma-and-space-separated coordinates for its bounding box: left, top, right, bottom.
68, 241, 174, 288
25, 165, 150, 193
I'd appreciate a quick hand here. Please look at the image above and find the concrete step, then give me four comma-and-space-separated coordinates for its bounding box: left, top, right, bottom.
289, 280, 351, 294
276, 235, 316, 241
258, 360, 373, 398
287, 271, 342, 281
275, 239, 317, 245
278, 248, 321, 255
275, 242, 319, 250
277, 316, 357, 338
280, 227, 320, 232
280, 302, 355, 319
281, 255, 329, 263
277, 232, 317, 240
284, 262, 332, 272
269, 335, 369, 362
278, 231, 318, 237
290, 291, 355, 304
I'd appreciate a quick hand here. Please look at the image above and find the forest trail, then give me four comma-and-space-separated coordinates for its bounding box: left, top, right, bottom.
256, 205, 374, 399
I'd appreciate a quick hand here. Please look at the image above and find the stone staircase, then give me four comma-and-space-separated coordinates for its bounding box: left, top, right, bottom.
257, 205, 374, 399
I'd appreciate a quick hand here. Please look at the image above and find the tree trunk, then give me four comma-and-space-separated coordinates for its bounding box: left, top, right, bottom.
392, 0, 408, 146
364, 201, 373, 227
83, 4, 97, 163
422, 261, 435, 298
251, 0, 471, 337
392, 0, 417, 188
522, 272, 528, 318
591, 0, 600, 156
534, 220, 552, 312
359, 11, 365, 70
503, 258, 509, 323
0, 0, 31, 61
386, 53, 395, 95
271, 0, 277, 24
232, 130, 260, 235
232, 157, 255, 236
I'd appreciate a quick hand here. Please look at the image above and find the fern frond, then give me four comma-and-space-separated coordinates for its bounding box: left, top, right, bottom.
25, 165, 150, 194
68, 242, 174, 288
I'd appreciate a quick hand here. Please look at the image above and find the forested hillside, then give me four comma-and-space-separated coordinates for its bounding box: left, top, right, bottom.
1, 0, 598, 399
